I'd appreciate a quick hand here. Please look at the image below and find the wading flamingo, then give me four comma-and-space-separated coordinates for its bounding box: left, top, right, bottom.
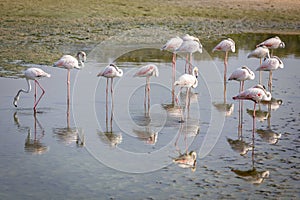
13, 68, 51, 112
233, 84, 271, 132
247, 46, 270, 84
53, 51, 86, 107
212, 38, 235, 101
161, 36, 183, 103
97, 64, 123, 118
174, 67, 198, 122
175, 35, 202, 74
134, 64, 159, 112
256, 56, 284, 92
228, 66, 255, 93
256, 36, 285, 56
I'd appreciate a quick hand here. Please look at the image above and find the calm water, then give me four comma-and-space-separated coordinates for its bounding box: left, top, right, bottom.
0, 31, 300, 199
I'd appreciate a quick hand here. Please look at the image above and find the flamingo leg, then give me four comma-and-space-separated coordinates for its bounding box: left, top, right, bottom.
111, 78, 114, 119
185, 54, 189, 73
172, 53, 176, 104
34, 80, 37, 112
106, 78, 109, 126
33, 80, 45, 112
253, 102, 256, 134
147, 77, 150, 112
259, 58, 262, 84
67, 69, 70, 108
189, 53, 192, 75
268, 71, 273, 92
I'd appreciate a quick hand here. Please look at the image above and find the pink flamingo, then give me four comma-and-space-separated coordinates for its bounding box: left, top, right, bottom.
256, 36, 285, 56
233, 84, 271, 131
256, 56, 284, 92
212, 38, 235, 102
133, 64, 159, 111
174, 67, 198, 122
175, 35, 202, 74
247, 46, 270, 84
97, 64, 123, 118
53, 51, 86, 106
13, 68, 51, 112
228, 66, 255, 93
161, 36, 183, 103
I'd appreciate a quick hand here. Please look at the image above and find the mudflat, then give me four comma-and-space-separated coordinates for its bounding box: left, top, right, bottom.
0, 0, 299, 76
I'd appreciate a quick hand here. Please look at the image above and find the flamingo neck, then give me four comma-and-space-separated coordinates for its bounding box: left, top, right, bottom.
13, 79, 31, 107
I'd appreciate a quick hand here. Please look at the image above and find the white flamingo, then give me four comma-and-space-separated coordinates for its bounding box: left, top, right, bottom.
161, 36, 183, 103
256, 56, 284, 92
97, 64, 123, 117
53, 51, 86, 106
13, 68, 51, 112
174, 67, 198, 122
228, 66, 255, 93
175, 36, 202, 74
133, 64, 159, 111
247, 46, 270, 84
256, 36, 285, 56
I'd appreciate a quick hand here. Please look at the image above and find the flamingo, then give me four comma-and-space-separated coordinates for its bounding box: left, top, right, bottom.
13, 68, 51, 112
233, 84, 271, 131
256, 36, 285, 56
212, 38, 235, 101
173, 151, 197, 171
97, 64, 123, 118
161, 36, 183, 103
133, 64, 159, 111
174, 67, 198, 122
256, 56, 284, 92
175, 36, 202, 74
228, 66, 255, 93
53, 51, 86, 107
247, 46, 270, 84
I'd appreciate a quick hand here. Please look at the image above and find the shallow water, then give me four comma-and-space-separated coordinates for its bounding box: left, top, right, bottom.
0, 32, 299, 199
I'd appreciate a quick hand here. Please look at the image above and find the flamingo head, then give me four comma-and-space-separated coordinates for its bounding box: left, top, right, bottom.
76, 51, 86, 67
193, 67, 199, 78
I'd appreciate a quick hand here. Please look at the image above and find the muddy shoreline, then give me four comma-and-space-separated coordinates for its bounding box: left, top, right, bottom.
1, 0, 299, 77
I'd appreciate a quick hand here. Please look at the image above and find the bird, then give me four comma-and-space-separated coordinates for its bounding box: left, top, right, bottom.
161, 36, 183, 103
97, 63, 123, 117
256, 36, 285, 56
256, 56, 284, 92
133, 64, 159, 111
53, 51, 86, 107
247, 45, 270, 84
228, 66, 255, 93
13, 68, 51, 112
212, 38, 235, 101
233, 84, 271, 130
175, 36, 202, 74
174, 67, 198, 122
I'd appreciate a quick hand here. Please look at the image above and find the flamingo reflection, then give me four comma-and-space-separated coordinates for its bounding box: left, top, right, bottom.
172, 119, 199, 171
53, 107, 84, 147
14, 112, 49, 154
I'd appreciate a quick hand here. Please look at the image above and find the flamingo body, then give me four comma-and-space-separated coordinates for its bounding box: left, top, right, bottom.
212, 38, 235, 53
233, 85, 271, 103
256, 56, 284, 71
229, 66, 255, 82
247, 46, 270, 59
25, 68, 51, 80
161, 36, 183, 52
256, 36, 285, 49
133, 64, 159, 78
174, 67, 198, 89
54, 51, 86, 69
97, 64, 123, 78
175, 39, 202, 54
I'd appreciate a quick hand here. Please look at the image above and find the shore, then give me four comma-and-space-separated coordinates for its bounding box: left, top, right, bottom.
0, 0, 299, 77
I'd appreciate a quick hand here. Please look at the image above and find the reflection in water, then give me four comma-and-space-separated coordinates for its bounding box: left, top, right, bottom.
257, 98, 282, 144
97, 99, 122, 147
227, 99, 252, 156
53, 106, 84, 147
172, 120, 199, 172
213, 83, 234, 116
14, 112, 49, 154
246, 109, 269, 122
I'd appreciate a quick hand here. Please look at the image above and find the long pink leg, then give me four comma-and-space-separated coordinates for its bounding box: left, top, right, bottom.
189, 53, 192, 75
259, 58, 262, 84
185, 54, 189, 73
111, 78, 114, 119
172, 53, 176, 104
106, 78, 109, 126
67, 69, 71, 108
147, 77, 150, 112
268, 71, 273, 92
33, 80, 45, 112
